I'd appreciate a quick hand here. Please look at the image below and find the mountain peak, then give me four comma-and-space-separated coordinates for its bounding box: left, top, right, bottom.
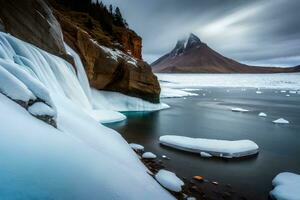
186, 33, 202, 49
170, 39, 185, 56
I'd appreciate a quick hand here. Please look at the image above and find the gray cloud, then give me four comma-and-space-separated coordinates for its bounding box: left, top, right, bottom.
101, 0, 300, 67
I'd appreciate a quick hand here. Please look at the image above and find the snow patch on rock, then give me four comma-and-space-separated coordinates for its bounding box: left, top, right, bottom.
155, 169, 184, 192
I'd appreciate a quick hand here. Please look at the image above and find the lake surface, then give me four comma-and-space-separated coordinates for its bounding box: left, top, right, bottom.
107, 87, 300, 199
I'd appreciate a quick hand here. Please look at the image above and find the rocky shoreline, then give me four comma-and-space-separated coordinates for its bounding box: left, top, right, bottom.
132, 145, 263, 200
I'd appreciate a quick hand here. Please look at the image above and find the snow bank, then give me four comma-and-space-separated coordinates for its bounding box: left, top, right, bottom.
0, 66, 35, 102
159, 135, 259, 158
28, 102, 56, 117
0, 59, 54, 108
0, 32, 174, 199
231, 108, 249, 112
91, 89, 169, 112
160, 87, 198, 98
155, 169, 184, 192
270, 172, 300, 200
142, 152, 157, 159
273, 118, 289, 124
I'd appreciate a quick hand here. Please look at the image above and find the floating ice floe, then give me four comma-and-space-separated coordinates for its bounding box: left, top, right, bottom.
181, 88, 200, 92
142, 152, 157, 159
270, 172, 300, 200
200, 152, 212, 158
90, 109, 126, 123
280, 90, 287, 93
258, 112, 267, 117
160, 87, 198, 98
256, 91, 263, 94
231, 107, 249, 112
155, 169, 184, 192
286, 94, 290, 97
159, 135, 259, 158
130, 143, 144, 151
273, 118, 289, 124
289, 90, 297, 94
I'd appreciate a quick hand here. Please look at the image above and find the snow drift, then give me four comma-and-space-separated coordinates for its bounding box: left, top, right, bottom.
0, 32, 174, 199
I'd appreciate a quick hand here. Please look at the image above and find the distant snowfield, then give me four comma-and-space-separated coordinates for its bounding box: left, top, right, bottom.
157, 73, 300, 90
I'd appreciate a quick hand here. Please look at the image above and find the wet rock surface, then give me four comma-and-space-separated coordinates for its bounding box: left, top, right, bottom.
132, 145, 254, 200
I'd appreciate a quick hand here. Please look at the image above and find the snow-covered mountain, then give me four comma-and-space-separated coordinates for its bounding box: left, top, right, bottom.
152, 33, 300, 73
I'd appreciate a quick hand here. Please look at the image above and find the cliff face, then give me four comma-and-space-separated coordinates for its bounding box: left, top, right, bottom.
0, 0, 67, 59
114, 28, 142, 59
0, 0, 160, 103
56, 11, 160, 103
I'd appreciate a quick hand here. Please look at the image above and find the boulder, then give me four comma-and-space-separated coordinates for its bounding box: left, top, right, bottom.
0, 0, 70, 61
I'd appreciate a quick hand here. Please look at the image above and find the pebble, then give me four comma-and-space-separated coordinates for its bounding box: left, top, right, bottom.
193, 176, 204, 182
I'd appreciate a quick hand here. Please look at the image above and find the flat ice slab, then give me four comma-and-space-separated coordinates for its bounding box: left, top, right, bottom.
231, 107, 249, 112
273, 118, 289, 124
270, 172, 300, 200
155, 169, 184, 192
159, 135, 259, 158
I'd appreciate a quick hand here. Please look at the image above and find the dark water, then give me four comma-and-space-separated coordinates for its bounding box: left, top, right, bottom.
107, 88, 300, 199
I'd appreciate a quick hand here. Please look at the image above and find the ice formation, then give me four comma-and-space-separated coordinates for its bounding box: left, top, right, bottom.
159, 135, 259, 158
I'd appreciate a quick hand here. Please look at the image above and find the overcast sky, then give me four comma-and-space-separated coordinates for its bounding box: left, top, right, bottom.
101, 0, 300, 67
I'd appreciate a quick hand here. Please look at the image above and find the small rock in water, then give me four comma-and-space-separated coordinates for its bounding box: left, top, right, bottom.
187, 197, 197, 200
129, 143, 144, 151
273, 118, 289, 124
258, 112, 267, 117
193, 176, 204, 182
212, 181, 219, 185
142, 152, 157, 159
200, 152, 212, 158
